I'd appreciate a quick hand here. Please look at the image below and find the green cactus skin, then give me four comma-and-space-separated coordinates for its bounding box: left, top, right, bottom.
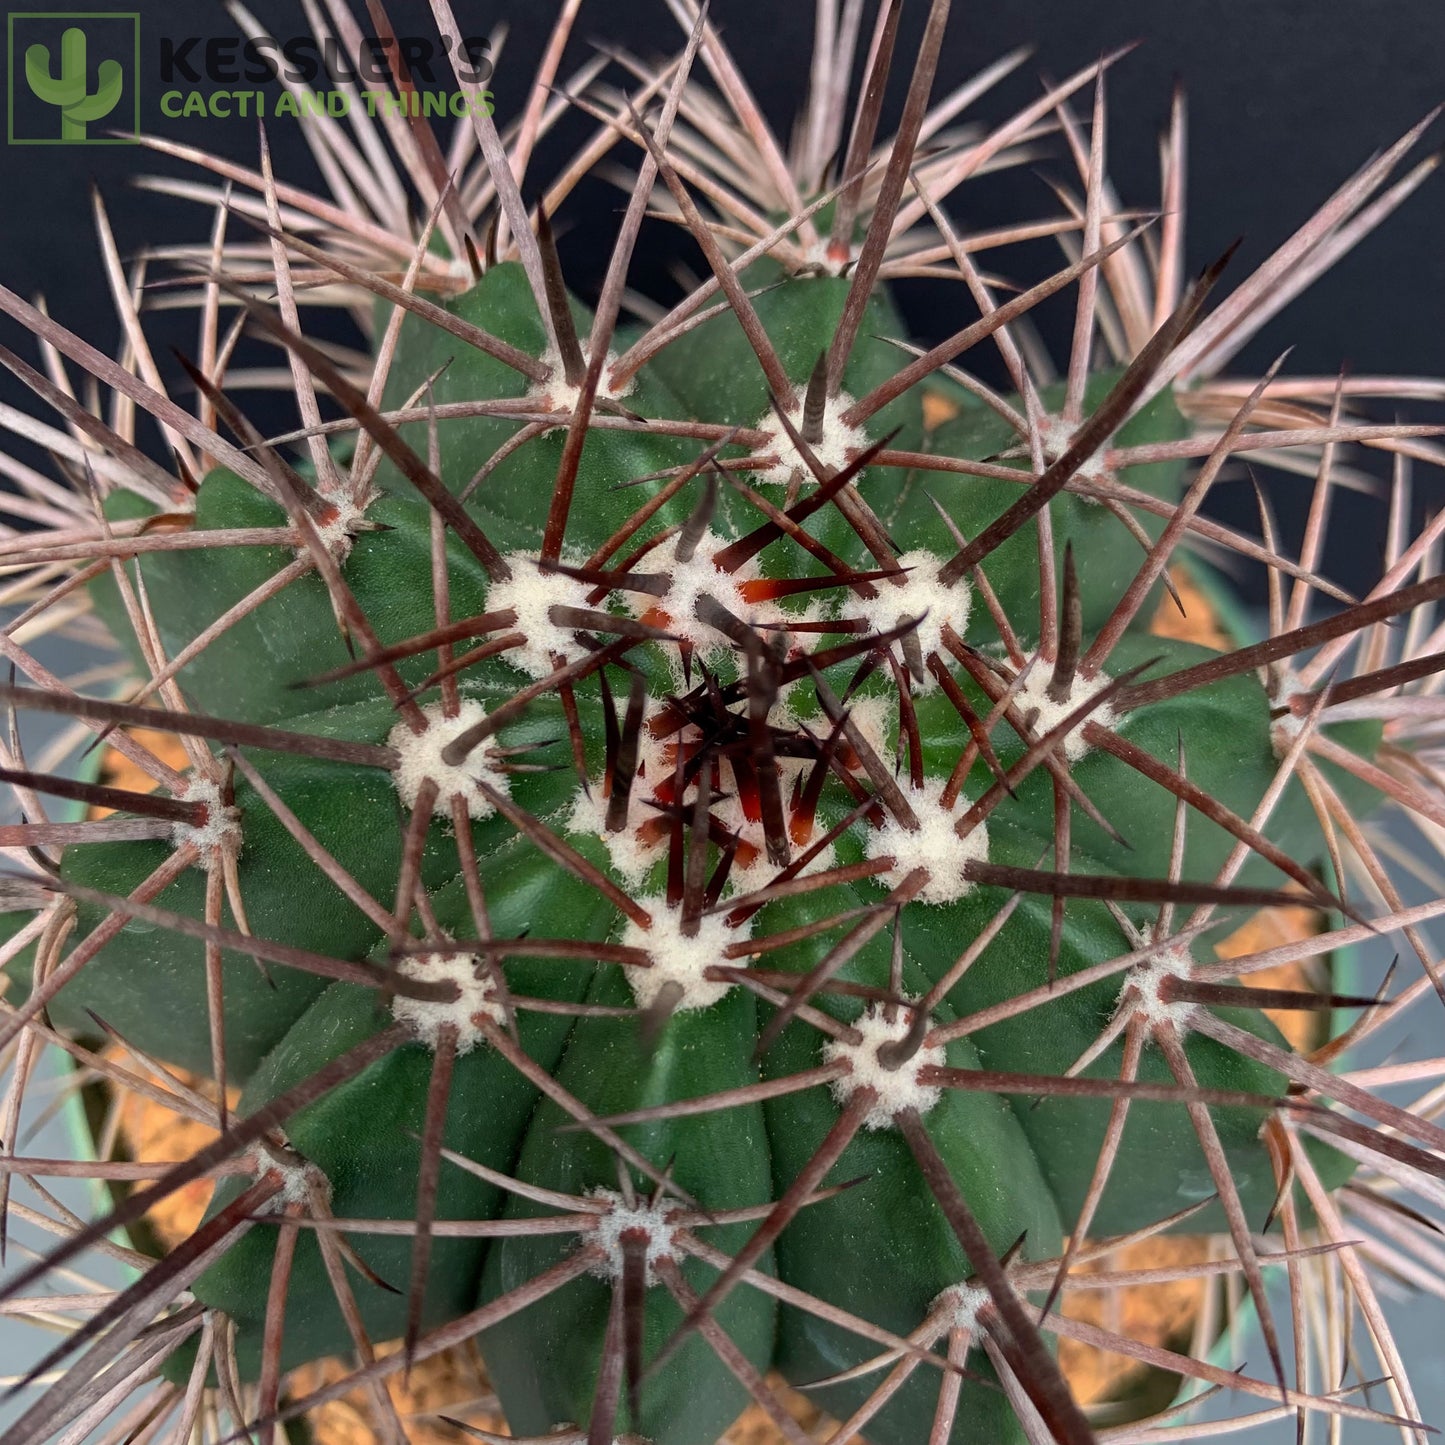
24, 27, 123, 141
0, 241, 1379, 1445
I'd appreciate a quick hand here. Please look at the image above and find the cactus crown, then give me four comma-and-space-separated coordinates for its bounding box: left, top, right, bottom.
1, 4, 1444, 1444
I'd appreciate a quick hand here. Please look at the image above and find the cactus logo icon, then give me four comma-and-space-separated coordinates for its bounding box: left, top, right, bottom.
7, 11, 139, 143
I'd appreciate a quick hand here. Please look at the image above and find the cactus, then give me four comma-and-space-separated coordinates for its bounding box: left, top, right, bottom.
23, 26, 123, 141
1, 3, 1444, 1443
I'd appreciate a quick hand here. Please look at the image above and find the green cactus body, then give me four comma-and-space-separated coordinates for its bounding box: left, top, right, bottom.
0, 236, 1384, 1445
24, 27, 122, 141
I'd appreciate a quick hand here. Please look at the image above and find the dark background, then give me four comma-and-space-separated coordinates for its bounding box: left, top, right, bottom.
1, 0, 1442, 600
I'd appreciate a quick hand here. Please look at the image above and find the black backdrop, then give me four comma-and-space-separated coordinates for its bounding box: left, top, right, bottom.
1, 0, 1442, 599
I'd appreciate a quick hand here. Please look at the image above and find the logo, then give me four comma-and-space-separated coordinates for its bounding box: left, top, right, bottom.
8, 12, 139, 144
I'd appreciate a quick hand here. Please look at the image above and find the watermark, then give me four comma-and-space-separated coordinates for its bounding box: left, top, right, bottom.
160, 89, 497, 121
7, 15, 492, 142
157, 31, 494, 123
159, 35, 493, 86
7, 12, 140, 144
